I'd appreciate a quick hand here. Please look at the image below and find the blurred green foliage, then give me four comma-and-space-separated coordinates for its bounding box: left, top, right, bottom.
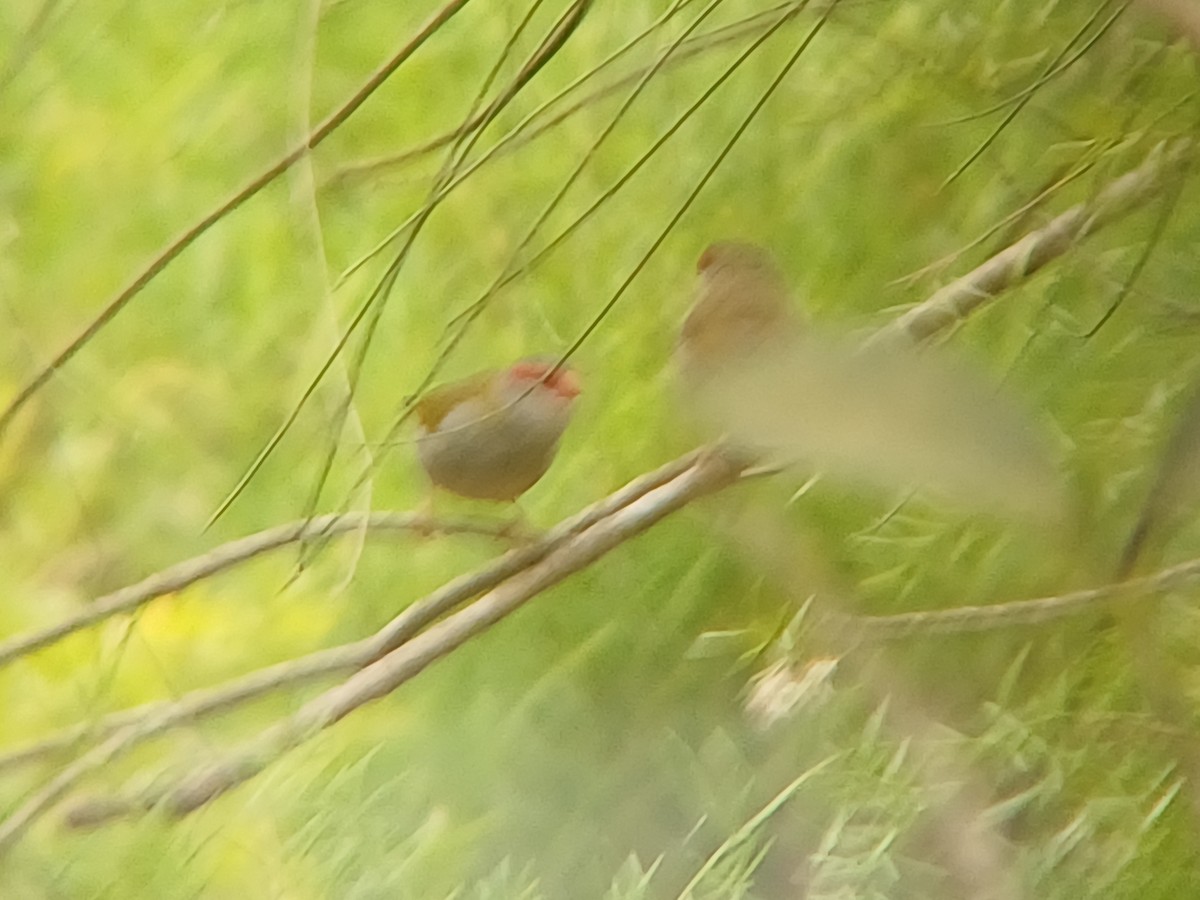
3, 0, 1200, 896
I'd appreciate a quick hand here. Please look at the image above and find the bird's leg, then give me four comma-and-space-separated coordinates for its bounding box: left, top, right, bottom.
413, 489, 440, 538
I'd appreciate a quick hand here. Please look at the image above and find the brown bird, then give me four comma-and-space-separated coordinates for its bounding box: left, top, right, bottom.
676, 240, 801, 388
414, 358, 581, 502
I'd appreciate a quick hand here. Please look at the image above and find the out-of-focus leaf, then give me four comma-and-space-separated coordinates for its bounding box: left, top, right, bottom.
693, 333, 1065, 521
685, 629, 753, 660
1120, 377, 1200, 575
605, 854, 662, 900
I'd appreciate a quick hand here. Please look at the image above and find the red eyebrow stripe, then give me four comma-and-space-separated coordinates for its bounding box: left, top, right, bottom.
511, 361, 554, 380
511, 361, 581, 397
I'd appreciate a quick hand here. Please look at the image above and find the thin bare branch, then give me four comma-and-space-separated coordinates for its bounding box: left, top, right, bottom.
322, 0, 811, 531
280, 0, 570, 552
0, 0, 473, 441
870, 137, 1195, 347
208, 0, 592, 530
890, 149, 1104, 288
842, 555, 1200, 639
556, 0, 835, 370
392, 0, 739, 442
0, 512, 513, 673
328, 0, 790, 186
940, 0, 1128, 188
0, 452, 733, 848
0, 452, 701, 778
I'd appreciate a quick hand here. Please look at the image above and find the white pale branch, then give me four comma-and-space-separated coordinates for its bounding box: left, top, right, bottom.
0, 453, 700, 780
844, 555, 1200, 639
870, 137, 1195, 347
148, 455, 735, 821
0, 513, 515, 672
43, 523, 1200, 834
0, 452, 701, 776
10, 539, 1200, 779
0, 451, 717, 850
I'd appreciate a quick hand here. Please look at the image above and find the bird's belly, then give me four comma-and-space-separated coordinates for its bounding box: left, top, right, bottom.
417, 414, 559, 501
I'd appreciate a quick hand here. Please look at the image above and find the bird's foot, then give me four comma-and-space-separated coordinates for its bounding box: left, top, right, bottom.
494, 506, 542, 544
412, 494, 440, 538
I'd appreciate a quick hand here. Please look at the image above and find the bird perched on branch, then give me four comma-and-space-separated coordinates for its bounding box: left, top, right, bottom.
673, 241, 1064, 519
676, 240, 802, 389
674, 241, 803, 466
414, 358, 581, 503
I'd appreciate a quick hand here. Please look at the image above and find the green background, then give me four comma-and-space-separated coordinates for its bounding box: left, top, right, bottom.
3, 0, 1200, 896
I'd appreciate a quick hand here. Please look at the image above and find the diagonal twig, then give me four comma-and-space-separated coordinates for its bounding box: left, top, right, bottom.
0, 0, 473, 441
0, 451, 733, 850
0, 512, 512, 672
206, 0, 592, 530
0, 451, 703, 777
841, 555, 1200, 639
0, 452, 701, 776
870, 137, 1195, 347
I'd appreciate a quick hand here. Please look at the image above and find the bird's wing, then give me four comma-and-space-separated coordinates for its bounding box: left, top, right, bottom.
414, 369, 497, 430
